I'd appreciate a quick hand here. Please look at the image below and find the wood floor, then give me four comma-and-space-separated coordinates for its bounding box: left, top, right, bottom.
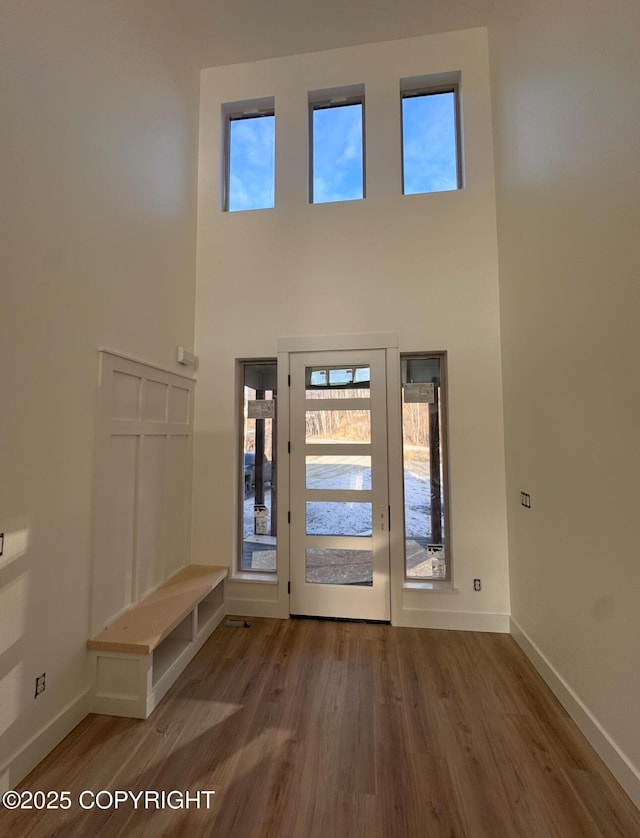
2, 618, 639, 837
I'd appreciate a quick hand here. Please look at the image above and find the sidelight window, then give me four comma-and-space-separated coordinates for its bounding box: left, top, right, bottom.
401, 353, 450, 580
238, 360, 278, 573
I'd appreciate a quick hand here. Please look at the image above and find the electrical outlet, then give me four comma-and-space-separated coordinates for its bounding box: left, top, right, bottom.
0, 532, 4, 556
35, 673, 46, 698
473, 578, 481, 592
520, 491, 531, 508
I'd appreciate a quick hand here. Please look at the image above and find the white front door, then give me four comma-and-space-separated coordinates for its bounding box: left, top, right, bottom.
289, 349, 390, 620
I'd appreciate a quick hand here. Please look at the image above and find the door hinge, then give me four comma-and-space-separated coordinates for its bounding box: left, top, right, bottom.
288, 441, 291, 454
288, 581, 291, 594
288, 374, 291, 386
287, 511, 291, 524
388, 505, 391, 531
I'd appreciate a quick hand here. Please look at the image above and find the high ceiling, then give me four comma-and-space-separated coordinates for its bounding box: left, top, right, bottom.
171, 0, 495, 69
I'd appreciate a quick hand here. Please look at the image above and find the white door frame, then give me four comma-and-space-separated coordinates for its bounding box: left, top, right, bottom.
277, 333, 403, 622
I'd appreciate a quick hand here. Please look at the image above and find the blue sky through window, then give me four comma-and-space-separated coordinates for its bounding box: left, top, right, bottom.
402, 91, 458, 194
225, 91, 459, 210
312, 103, 363, 203
227, 114, 275, 211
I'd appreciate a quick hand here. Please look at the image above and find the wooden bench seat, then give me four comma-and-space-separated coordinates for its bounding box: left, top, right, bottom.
87, 564, 228, 719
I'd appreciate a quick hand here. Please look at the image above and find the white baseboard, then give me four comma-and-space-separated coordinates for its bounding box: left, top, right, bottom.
0, 690, 90, 793
395, 608, 510, 632
510, 617, 640, 810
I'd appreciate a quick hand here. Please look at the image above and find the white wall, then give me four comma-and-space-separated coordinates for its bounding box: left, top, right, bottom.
490, 0, 640, 804
193, 29, 510, 628
0, 0, 199, 787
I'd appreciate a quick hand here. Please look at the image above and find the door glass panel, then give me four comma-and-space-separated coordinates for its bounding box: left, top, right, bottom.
306, 502, 372, 536
306, 455, 372, 490
306, 365, 370, 392
305, 548, 373, 586
305, 409, 371, 444
306, 388, 370, 399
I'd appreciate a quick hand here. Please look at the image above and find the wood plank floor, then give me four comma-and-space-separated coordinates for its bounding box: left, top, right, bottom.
2, 618, 639, 837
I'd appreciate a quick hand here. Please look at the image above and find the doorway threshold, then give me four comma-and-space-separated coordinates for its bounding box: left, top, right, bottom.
290, 614, 391, 625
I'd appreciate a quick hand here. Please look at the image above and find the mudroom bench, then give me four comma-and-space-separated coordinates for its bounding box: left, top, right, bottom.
87, 564, 228, 719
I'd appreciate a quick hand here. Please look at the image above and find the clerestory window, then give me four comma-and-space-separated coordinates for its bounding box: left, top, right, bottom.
309, 86, 365, 204
223, 99, 275, 212
401, 82, 461, 195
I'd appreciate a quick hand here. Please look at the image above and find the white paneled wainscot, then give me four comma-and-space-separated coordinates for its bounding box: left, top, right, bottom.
88, 352, 225, 717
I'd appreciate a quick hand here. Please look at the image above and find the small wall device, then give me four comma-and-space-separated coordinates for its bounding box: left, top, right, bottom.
177, 346, 196, 367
